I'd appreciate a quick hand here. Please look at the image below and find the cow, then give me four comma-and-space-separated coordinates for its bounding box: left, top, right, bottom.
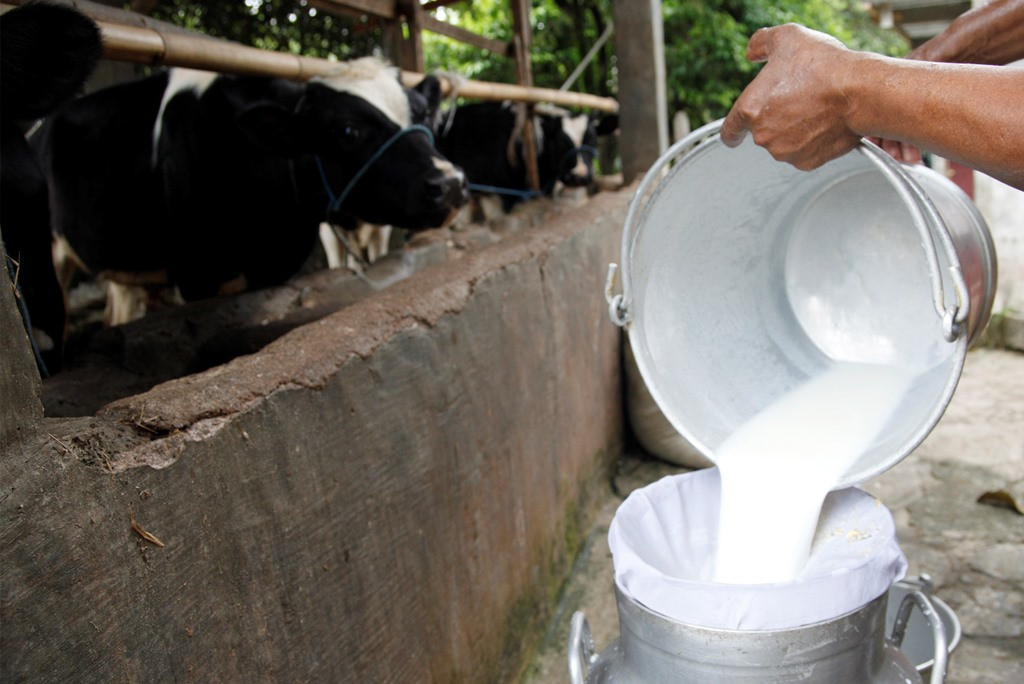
40, 57, 468, 324
435, 101, 618, 214
317, 70, 448, 273
1, 1, 102, 375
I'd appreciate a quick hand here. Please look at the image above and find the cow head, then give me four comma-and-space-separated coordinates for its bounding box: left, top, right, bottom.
240, 58, 467, 231
536, 106, 619, 190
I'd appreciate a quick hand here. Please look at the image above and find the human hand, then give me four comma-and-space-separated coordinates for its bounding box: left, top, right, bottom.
867, 136, 923, 165
721, 24, 863, 170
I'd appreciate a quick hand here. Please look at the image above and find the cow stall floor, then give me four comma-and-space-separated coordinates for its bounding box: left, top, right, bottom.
43, 189, 600, 418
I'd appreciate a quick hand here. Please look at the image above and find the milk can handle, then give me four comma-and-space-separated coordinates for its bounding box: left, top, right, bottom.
890, 590, 949, 684
568, 611, 598, 684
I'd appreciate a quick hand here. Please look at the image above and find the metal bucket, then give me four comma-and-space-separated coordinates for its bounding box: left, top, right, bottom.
606, 120, 997, 486
569, 576, 956, 684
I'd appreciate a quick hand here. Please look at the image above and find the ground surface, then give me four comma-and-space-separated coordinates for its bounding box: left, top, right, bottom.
525, 347, 1024, 683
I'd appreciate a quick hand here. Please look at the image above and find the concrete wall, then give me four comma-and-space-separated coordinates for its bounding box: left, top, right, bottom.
0, 190, 629, 681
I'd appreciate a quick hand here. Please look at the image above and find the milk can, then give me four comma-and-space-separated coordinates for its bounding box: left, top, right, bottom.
568, 581, 955, 684
581, 120, 992, 683
570, 468, 956, 684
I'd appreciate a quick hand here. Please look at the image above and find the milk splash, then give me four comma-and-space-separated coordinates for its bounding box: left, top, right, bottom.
712, 362, 916, 584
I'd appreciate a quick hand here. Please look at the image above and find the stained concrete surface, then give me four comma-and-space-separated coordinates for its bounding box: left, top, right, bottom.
1, 189, 629, 682
525, 347, 1024, 683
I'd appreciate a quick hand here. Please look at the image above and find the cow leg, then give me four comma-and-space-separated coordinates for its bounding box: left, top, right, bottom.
318, 222, 345, 270
52, 235, 87, 296
477, 194, 506, 222
104, 280, 148, 326
360, 223, 391, 265
319, 222, 374, 272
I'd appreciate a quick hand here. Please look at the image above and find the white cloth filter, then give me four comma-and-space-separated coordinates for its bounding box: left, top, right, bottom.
608, 468, 908, 630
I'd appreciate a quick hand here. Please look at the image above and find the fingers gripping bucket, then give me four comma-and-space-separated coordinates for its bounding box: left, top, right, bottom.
606, 120, 997, 486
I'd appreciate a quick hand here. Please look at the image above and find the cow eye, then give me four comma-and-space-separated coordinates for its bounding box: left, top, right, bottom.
335, 124, 362, 143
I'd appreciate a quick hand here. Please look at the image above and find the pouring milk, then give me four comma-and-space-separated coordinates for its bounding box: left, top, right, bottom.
712, 361, 916, 584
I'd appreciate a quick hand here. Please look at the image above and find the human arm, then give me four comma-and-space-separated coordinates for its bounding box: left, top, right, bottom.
910, 0, 1024, 65
874, 0, 1024, 161
720, 24, 1024, 190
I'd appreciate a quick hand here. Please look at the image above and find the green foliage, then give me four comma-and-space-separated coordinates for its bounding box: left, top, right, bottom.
663, 0, 909, 127
423, 0, 907, 126
142, 1, 908, 129
424, 0, 515, 83
148, 0, 383, 61
423, 0, 615, 98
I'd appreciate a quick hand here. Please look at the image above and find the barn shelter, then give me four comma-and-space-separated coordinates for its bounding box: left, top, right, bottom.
0, 1, 673, 680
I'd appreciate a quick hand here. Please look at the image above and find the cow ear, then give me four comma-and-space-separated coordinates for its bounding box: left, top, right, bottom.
413, 74, 444, 112
594, 114, 619, 137
236, 101, 305, 155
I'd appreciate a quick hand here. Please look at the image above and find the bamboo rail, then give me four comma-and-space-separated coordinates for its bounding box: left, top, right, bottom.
0, 2, 618, 113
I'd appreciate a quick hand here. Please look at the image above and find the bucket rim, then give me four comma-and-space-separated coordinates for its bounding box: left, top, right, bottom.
616, 121, 971, 341
613, 119, 971, 487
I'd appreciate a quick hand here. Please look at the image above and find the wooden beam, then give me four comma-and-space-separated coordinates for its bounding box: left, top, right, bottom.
420, 12, 511, 56
612, 0, 667, 181
392, 0, 424, 72
510, 0, 539, 192
422, 0, 463, 11
94, 18, 335, 80
311, 0, 397, 20
129, 0, 160, 13
444, 79, 617, 112
0, 2, 618, 112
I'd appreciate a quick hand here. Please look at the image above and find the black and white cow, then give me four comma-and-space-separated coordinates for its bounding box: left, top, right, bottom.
316, 70, 448, 272
1, 1, 102, 374
436, 101, 618, 212
40, 57, 468, 323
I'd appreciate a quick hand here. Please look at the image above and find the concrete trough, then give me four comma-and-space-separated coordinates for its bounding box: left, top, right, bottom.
1, 189, 630, 681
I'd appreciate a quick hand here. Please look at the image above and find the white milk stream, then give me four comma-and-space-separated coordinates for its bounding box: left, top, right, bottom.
712, 362, 917, 584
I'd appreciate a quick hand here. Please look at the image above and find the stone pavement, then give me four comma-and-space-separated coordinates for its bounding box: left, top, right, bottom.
524, 347, 1024, 683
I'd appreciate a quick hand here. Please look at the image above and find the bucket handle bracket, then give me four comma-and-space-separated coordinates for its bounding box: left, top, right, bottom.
890, 579, 949, 684
605, 263, 630, 327
568, 611, 598, 684
942, 303, 965, 343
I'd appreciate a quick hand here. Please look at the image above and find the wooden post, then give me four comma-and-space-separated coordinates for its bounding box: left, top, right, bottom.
612, 0, 668, 183
510, 0, 540, 193
391, 0, 424, 73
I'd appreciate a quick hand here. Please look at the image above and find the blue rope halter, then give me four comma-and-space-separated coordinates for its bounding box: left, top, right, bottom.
561, 144, 599, 174
315, 124, 435, 218
466, 183, 541, 200
467, 144, 600, 201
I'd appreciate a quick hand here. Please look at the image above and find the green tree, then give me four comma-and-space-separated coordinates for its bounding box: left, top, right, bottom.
664, 0, 908, 127
423, 0, 906, 126
142, 1, 906, 128
148, 0, 383, 61
422, 0, 615, 98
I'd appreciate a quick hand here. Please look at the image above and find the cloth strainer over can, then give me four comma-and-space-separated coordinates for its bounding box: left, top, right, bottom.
606, 120, 997, 487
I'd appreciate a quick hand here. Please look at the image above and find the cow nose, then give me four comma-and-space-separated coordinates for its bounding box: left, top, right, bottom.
426, 168, 469, 208
563, 162, 593, 187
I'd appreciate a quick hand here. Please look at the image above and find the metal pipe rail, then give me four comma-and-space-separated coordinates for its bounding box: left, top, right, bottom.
0, 1, 618, 113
